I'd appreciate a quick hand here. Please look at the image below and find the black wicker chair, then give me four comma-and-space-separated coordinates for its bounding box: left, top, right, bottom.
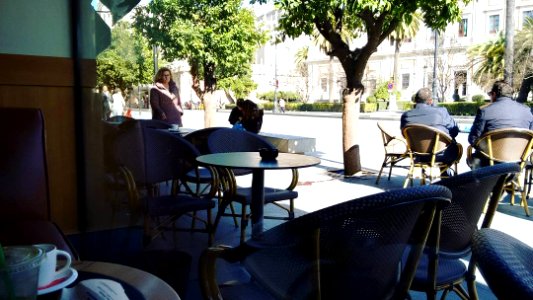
182, 127, 227, 197
409, 163, 520, 299
200, 185, 452, 299
207, 128, 299, 243
113, 121, 217, 245
472, 228, 533, 300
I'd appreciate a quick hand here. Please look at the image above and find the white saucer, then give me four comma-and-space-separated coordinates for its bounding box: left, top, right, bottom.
37, 267, 78, 295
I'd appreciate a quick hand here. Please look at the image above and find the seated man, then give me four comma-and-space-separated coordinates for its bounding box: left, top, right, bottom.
468, 80, 533, 167
401, 87, 461, 170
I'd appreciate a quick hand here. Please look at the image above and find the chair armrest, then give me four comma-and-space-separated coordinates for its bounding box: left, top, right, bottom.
385, 136, 408, 155
466, 145, 474, 167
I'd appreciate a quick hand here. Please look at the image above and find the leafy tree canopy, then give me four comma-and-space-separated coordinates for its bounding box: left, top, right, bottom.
96, 21, 154, 91
250, 0, 469, 175
252, 0, 469, 87
133, 0, 268, 97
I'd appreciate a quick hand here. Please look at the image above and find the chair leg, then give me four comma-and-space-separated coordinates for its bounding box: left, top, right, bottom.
240, 203, 248, 244
388, 162, 394, 181
288, 198, 295, 220
375, 160, 387, 184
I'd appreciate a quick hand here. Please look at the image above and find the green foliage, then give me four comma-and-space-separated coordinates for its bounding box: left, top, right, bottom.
134, 0, 268, 96
438, 102, 481, 116
217, 69, 257, 99
471, 94, 486, 103
372, 82, 390, 101
397, 101, 414, 111
468, 34, 505, 89
257, 91, 301, 102
361, 103, 377, 112
96, 21, 154, 90
366, 96, 377, 103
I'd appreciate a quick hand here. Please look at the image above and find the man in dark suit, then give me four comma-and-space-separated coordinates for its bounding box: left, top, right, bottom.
468, 80, 533, 167
401, 87, 461, 169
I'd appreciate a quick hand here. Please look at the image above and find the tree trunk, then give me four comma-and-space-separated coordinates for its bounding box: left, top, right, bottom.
342, 87, 362, 175
517, 75, 533, 102
328, 57, 335, 103
504, 0, 515, 85
203, 62, 217, 128
203, 91, 216, 127
393, 39, 400, 87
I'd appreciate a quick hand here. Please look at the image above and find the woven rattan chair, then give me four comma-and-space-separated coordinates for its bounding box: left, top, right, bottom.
200, 185, 452, 300
409, 163, 520, 300
402, 124, 463, 188
207, 128, 299, 243
113, 121, 217, 245
376, 122, 408, 184
472, 228, 533, 300
466, 127, 533, 216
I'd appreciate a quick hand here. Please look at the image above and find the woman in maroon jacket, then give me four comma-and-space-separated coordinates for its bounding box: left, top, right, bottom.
150, 67, 183, 126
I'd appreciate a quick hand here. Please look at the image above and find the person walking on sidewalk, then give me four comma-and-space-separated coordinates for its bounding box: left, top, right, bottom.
278, 98, 286, 113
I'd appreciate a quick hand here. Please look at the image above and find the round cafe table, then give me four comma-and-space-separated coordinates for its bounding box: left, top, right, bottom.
197, 152, 321, 240
72, 261, 180, 299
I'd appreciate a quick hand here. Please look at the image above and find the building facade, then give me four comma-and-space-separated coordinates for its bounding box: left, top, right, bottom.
253, 0, 533, 103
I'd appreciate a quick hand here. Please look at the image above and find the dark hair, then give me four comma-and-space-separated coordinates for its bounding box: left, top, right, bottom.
490, 80, 514, 98
154, 67, 173, 83
414, 88, 432, 104
236, 98, 245, 107
241, 100, 263, 133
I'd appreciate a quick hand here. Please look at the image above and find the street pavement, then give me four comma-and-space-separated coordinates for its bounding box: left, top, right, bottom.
133, 108, 531, 299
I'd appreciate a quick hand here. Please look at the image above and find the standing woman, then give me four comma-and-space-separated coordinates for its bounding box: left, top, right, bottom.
150, 67, 183, 126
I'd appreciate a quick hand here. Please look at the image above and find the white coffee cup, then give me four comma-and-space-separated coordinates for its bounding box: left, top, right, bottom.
171, 124, 180, 130
34, 244, 72, 287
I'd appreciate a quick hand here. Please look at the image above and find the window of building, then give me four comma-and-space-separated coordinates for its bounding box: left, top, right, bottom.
402, 74, 410, 89
320, 78, 328, 91
524, 10, 533, 25
454, 71, 467, 96
489, 15, 500, 34
459, 18, 468, 37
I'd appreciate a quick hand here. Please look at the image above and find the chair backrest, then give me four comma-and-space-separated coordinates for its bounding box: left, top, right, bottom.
474, 128, 533, 165
113, 120, 200, 185
184, 127, 226, 155
0, 108, 50, 221
378, 122, 407, 154
433, 163, 520, 254
242, 185, 452, 299
472, 228, 533, 300
402, 124, 453, 156
207, 128, 275, 153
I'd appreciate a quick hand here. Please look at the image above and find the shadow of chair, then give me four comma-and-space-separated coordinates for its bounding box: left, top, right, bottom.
0, 108, 78, 258
113, 120, 217, 245
207, 128, 299, 243
200, 185, 452, 299
402, 124, 463, 188
408, 163, 520, 300
376, 122, 408, 184
466, 128, 533, 216
472, 228, 533, 300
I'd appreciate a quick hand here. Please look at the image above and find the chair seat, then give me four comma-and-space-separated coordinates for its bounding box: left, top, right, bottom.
235, 187, 298, 205
413, 254, 467, 286
184, 167, 213, 183
144, 194, 215, 217
0, 220, 77, 259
